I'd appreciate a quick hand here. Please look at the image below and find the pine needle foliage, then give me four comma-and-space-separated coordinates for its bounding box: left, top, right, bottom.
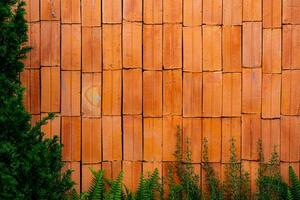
289, 166, 300, 200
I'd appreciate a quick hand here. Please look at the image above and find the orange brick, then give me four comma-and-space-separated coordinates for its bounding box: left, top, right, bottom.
102, 116, 122, 161
183, 0, 202, 26
61, 0, 80, 23
281, 162, 300, 184
183, 72, 202, 117
262, 119, 280, 162
143, 162, 162, 178
203, 0, 222, 24
263, 0, 281, 28
41, 0, 60, 20
123, 0, 142, 21
102, 161, 122, 179
202, 163, 221, 191
243, 161, 259, 193
163, 0, 182, 23
202, 118, 221, 162
163, 24, 182, 69
31, 115, 40, 126
123, 115, 142, 161
222, 73, 241, 117
103, 24, 122, 70
243, 0, 262, 21
163, 116, 182, 161
283, 25, 300, 69
143, 71, 162, 117
62, 24, 81, 70
41, 67, 60, 112
223, 0, 242, 25
262, 74, 281, 118
222, 26, 242, 72
203, 72, 222, 117
26, 22, 40, 69
281, 70, 300, 115
263, 29, 281, 73
163, 70, 182, 115
123, 22, 142, 68
41, 21, 60, 67
61, 71, 81, 116
82, 27, 102, 72
243, 22, 262, 68
242, 68, 262, 114
283, 0, 300, 24
82, 0, 101, 26
102, 70, 122, 115
123, 69, 142, 114
242, 114, 261, 160
203, 26, 222, 71
24, 0, 39, 22
123, 161, 142, 191
82, 164, 101, 192
82, 73, 101, 117
41, 113, 60, 138
61, 117, 81, 161
102, 0, 122, 23
143, 25, 162, 70
82, 118, 101, 163
183, 27, 202, 72
144, 0, 163, 24
63, 162, 80, 192
144, 118, 163, 161
183, 118, 202, 163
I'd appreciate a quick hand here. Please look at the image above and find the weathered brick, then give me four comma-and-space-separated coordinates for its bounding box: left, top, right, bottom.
283, 25, 300, 69
41, 0, 60, 20
24, 0, 39, 22
63, 162, 80, 192
223, 0, 242, 25
263, 29, 281, 73
223, 26, 241, 72
61, 0, 81, 23
262, 119, 280, 161
41, 113, 60, 138
283, 0, 300, 24
144, 118, 163, 161
203, 0, 222, 24
243, 161, 259, 193
144, 0, 163, 24
82, 164, 101, 192
82, 0, 101, 26
25, 22, 40, 69
183, 0, 202, 26
102, 0, 122, 23
143, 162, 162, 177
263, 0, 281, 28
243, 0, 262, 21
163, 0, 182, 23
123, 161, 142, 191
102, 161, 122, 179
123, 0, 142, 21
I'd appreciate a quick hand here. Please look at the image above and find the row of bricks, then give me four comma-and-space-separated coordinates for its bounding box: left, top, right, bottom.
25, 0, 300, 26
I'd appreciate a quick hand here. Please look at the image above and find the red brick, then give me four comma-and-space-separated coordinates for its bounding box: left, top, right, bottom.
223, 0, 242, 25
283, 0, 300, 24
143, 25, 162, 70
82, 118, 101, 163
183, 72, 202, 117
63, 162, 80, 192
163, 116, 182, 161
61, 0, 80, 23
123, 0, 142, 21
102, 70, 122, 115
203, 72, 222, 117
243, 161, 259, 193
102, 0, 122, 23
102, 161, 122, 179
144, 118, 163, 161
281, 70, 300, 115
242, 114, 261, 160
242, 68, 262, 114
163, 0, 182, 23
183, 27, 202, 72
144, 0, 163, 24
243, 22, 262, 68
143, 71, 162, 117
283, 25, 300, 69
262, 119, 280, 162
82, 164, 101, 192
82, 73, 101, 117
163, 70, 182, 115
263, 29, 281, 73
25, 22, 40, 69
41, 67, 60, 112
41, 113, 60, 138
61, 71, 81, 116
62, 24, 81, 70
82, 27, 102, 72
123, 115, 143, 161
202, 118, 221, 162
143, 162, 162, 178
82, 0, 101, 26
222, 26, 242, 72
262, 74, 281, 118
243, 0, 262, 21
183, 0, 202, 26
123, 22, 142, 68
103, 24, 122, 70
222, 73, 241, 117
123, 69, 142, 114
203, 0, 222, 24
41, 0, 60, 20
102, 116, 122, 161
24, 0, 39, 22
41, 21, 60, 67
203, 26, 222, 71
61, 117, 81, 161
163, 24, 182, 69
263, 0, 281, 28
123, 161, 142, 191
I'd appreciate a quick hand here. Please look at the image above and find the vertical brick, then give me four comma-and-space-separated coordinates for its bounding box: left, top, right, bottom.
263, 29, 281, 73
103, 0, 122, 23
203, 0, 222, 24
143, 25, 162, 70
242, 68, 262, 114
24, 0, 39, 22
123, 69, 142, 114
202, 163, 221, 191
41, 113, 60, 138
26, 22, 40, 69
262, 119, 280, 162
63, 162, 81, 192
31, 115, 40, 126
163, 70, 182, 115
283, 25, 300, 69
82, 0, 101, 27
123, 161, 142, 191
102, 116, 122, 161
123, 22, 142, 68
203, 26, 222, 71
183, 26, 202, 72
163, 24, 182, 69
243, 0, 262, 21
62, 24, 81, 70
123, 0, 142, 21
163, 0, 182, 23
102, 161, 122, 179
222, 73, 241, 117
262, 74, 281, 118
61, 71, 81, 116
144, 0, 163, 24
61, 0, 80, 23
41, 0, 60, 20
144, 118, 163, 161
243, 22, 262, 68
283, 0, 300, 24
143, 162, 163, 177
82, 164, 101, 192
203, 72, 222, 117
223, 0, 242, 25
183, 0, 202, 26
223, 26, 242, 72
183, 72, 202, 117
243, 161, 259, 193
263, 0, 281, 28
281, 162, 300, 183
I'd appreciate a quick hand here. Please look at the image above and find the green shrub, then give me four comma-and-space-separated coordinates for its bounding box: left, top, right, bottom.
288, 165, 300, 200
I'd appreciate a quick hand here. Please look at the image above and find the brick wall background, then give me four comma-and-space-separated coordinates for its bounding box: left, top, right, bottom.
21, 0, 300, 193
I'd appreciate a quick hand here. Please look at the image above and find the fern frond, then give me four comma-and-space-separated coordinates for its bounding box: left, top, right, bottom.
289, 166, 300, 200
105, 171, 123, 200
88, 168, 105, 200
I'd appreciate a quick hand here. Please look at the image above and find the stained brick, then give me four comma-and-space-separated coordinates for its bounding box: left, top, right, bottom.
183, 0, 202, 26
61, 0, 80, 23
263, 0, 281, 28
123, 161, 142, 191
41, 113, 60, 138
283, 25, 300, 69
144, 0, 163, 24
223, 0, 242, 25
82, 0, 101, 27
63, 162, 80, 192
25, 22, 40, 69
102, 161, 122, 179
24, 0, 39, 22
263, 29, 281, 73
283, 0, 300, 24
262, 119, 280, 162
102, 0, 122, 23
41, 0, 60, 20
123, 0, 142, 21
163, 0, 182, 23
243, 0, 262, 21
82, 164, 101, 192
203, 0, 222, 24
